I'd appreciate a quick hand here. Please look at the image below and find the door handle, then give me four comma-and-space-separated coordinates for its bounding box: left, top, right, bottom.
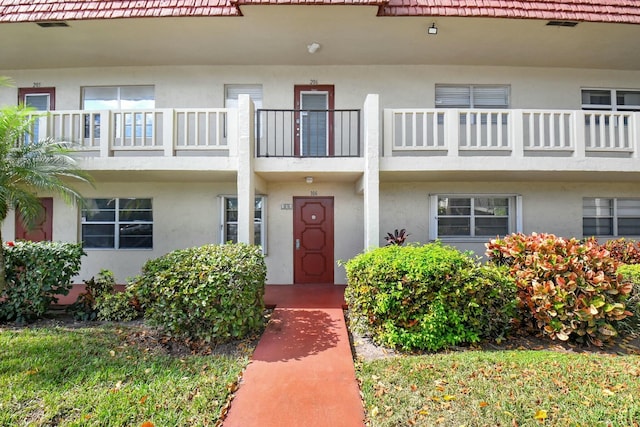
295, 239, 300, 250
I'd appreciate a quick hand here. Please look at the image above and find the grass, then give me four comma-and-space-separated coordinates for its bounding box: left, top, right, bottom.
0, 325, 252, 426
358, 350, 640, 427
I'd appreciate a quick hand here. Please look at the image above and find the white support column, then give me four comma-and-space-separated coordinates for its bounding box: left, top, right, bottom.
100, 111, 112, 157
237, 94, 255, 245
573, 110, 586, 158
511, 109, 524, 158
162, 109, 175, 157
632, 112, 640, 159
363, 94, 380, 250
446, 109, 459, 156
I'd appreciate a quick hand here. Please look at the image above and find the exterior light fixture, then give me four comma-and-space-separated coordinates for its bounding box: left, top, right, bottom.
307, 42, 321, 54
305, 176, 314, 184
427, 23, 438, 35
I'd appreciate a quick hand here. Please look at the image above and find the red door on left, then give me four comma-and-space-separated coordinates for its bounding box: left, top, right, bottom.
15, 198, 54, 242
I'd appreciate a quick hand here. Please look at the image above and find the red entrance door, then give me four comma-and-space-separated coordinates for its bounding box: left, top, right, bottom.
293, 197, 334, 284
15, 198, 54, 241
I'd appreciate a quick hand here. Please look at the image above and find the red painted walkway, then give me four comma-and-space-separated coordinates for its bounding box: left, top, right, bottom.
222, 285, 365, 427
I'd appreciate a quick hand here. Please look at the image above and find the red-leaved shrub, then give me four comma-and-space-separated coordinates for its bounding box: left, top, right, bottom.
486, 233, 633, 346
600, 238, 640, 265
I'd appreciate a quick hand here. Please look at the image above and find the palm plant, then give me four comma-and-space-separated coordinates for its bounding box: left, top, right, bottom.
0, 104, 92, 291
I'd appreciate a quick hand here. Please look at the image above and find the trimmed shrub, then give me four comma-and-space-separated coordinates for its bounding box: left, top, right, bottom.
617, 264, 640, 334
487, 233, 633, 345
95, 289, 140, 322
134, 243, 266, 342
0, 241, 84, 323
344, 243, 517, 352
67, 269, 116, 321
601, 238, 640, 265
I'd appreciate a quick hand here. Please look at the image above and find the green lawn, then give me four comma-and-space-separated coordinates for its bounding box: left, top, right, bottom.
358, 350, 640, 426
0, 325, 252, 426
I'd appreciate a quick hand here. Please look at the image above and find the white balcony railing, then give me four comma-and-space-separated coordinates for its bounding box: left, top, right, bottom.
37, 108, 232, 156
385, 109, 640, 157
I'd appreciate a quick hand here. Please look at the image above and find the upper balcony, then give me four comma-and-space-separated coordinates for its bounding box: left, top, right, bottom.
30, 105, 640, 178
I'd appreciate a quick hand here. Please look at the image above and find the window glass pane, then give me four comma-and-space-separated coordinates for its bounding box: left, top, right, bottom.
226, 224, 238, 243
475, 217, 509, 236
617, 199, 640, 217
82, 224, 115, 248
119, 198, 153, 221
435, 86, 471, 108
254, 223, 261, 245
82, 87, 119, 110
438, 197, 471, 216
474, 198, 509, 216
583, 218, 613, 236
582, 89, 611, 107
82, 198, 116, 221
582, 198, 612, 217
438, 217, 470, 236
618, 218, 640, 235
120, 86, 155, 109
119, 224, 153, 248
472, 86, 509, 108
617, 91, 640, 108
24, 94, 50, 111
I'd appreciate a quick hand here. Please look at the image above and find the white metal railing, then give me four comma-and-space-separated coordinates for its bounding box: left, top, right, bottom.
36, 108, 232, 156
385, 109, 639, 157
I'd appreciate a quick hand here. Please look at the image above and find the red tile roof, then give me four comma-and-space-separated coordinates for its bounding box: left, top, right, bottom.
0, 0, 638, 24
0, 0, 241, 23
380, 0, 640, 24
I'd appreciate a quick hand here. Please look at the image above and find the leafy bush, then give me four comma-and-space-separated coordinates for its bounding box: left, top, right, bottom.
95, 289, 140, 322
67, 269, 116, 320
601, 238, 640, 264
134, 243, 266, 342
0, 241, 84, 323
616, 264, 640, 334
486, 233, 632, 346
344, 243, 517, 352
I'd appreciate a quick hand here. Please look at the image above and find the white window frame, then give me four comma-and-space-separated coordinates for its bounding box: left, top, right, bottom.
81, 198, 153, 250
581, 88, 640, 111
220, 195, 267, 253
429, 194, 522, 240
583, 197, 640, 237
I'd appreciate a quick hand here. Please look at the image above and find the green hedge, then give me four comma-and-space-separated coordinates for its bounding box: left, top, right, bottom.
344, 243, 516, 352
1, 241, 84, 323
133, 243, 266, 342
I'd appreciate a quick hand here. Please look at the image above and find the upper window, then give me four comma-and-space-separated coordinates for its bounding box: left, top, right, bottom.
221, 196, 266, 252
435, 85, 510, 109
430, 195, 520, 239
81, 198, 153, 249
225, 85, 263, 109
581, 89, 640, 111
82, 86, 155, 110
583, 197, 640, 237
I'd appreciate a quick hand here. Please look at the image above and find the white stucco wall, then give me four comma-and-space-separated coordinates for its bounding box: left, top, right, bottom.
380, 181, 640, 258
2, 64, 640, 111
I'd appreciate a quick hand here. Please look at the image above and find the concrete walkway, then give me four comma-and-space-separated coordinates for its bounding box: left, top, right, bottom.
222, 285, 365, 427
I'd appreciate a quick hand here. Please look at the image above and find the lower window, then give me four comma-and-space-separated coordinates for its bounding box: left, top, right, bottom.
81, 198, 153, 249
430, 195, 520, 239
583, 197, 640, 237
221, 196, 266, 251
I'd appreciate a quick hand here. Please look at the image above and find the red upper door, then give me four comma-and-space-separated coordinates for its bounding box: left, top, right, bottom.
293, 197, 334, 284
294, 85, 334, 157
15, 198, 54, 242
